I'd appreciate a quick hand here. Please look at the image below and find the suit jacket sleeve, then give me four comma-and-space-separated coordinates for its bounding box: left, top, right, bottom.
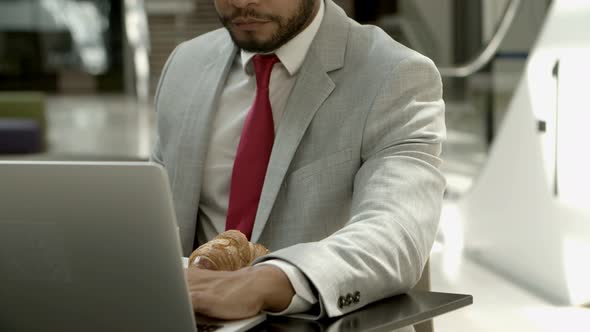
255, 54, 446, 318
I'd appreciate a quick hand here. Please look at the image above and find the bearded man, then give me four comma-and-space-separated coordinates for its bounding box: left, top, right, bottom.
152, 0, 446, 320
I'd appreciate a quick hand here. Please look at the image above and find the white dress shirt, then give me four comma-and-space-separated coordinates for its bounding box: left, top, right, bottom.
196, 1, 325, 316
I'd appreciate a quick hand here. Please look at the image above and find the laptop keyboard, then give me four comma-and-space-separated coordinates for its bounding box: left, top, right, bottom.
196, 323, 223, 332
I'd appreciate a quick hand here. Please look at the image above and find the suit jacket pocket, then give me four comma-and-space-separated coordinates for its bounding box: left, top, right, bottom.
288, 148, 354, 184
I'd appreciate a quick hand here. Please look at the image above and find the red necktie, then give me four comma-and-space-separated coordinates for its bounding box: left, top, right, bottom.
225, 54, 279, 240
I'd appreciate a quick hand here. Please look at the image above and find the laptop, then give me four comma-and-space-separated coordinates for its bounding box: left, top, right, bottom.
0, 161, 265, 332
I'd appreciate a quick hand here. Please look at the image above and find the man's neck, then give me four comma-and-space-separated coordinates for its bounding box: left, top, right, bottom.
300, 0, 322, 32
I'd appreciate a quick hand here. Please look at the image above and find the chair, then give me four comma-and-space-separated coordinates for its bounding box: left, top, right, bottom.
0, 119, 42, 154
0, 92, 46, 153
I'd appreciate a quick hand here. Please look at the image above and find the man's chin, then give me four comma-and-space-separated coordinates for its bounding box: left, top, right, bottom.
230, 35, 277, 53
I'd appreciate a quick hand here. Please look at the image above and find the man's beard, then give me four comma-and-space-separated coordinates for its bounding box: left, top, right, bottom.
218, 0, 315, 53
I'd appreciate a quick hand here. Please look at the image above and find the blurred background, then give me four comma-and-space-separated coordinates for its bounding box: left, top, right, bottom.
1, 0, 589, 331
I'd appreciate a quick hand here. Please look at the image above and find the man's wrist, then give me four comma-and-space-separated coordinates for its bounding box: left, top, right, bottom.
251, 265, 295, 313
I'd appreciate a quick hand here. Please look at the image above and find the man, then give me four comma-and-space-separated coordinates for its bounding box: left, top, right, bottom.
152, 0, 446, 320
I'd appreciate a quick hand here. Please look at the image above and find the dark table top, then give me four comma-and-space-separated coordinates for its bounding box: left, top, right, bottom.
254, 290, 472, 332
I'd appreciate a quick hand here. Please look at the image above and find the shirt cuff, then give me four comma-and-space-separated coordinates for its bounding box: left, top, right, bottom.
256, 259, 318, 315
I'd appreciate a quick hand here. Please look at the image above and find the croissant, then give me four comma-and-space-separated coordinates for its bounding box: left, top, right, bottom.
188, 230, 270, 271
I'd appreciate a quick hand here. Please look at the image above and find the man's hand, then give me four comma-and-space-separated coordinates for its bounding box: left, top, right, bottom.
186, 265, 295, 320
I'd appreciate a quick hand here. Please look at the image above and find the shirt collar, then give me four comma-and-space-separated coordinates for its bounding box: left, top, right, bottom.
241, 0, 325, 76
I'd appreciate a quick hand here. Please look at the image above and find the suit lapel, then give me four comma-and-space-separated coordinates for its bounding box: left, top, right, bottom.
251, 52, 335, 242
173, 39, 237, 236
250, 0, 351, 242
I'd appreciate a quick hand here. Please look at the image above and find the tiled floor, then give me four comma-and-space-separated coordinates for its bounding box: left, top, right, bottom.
45, 95, 155, 160
430, 239, 590, 332
4, 94, 589, 331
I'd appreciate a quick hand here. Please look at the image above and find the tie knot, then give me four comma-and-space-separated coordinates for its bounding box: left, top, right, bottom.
252, 54, 279, 89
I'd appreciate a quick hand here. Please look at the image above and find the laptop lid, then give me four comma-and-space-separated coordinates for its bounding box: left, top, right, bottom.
0, 162, 196, 332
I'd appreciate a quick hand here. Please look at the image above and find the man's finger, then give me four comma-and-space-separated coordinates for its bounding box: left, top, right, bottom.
191, 290, 221, 317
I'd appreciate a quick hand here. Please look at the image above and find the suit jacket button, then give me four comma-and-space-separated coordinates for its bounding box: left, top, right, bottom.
338, 296, 346, 309
353, 291, 361, 303
345, 294, 354, 306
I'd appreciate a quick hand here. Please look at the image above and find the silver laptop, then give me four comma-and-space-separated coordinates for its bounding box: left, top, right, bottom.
0, 161, 265, 332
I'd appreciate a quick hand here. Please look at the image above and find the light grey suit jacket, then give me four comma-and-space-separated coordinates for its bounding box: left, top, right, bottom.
152, 0, 446, 318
